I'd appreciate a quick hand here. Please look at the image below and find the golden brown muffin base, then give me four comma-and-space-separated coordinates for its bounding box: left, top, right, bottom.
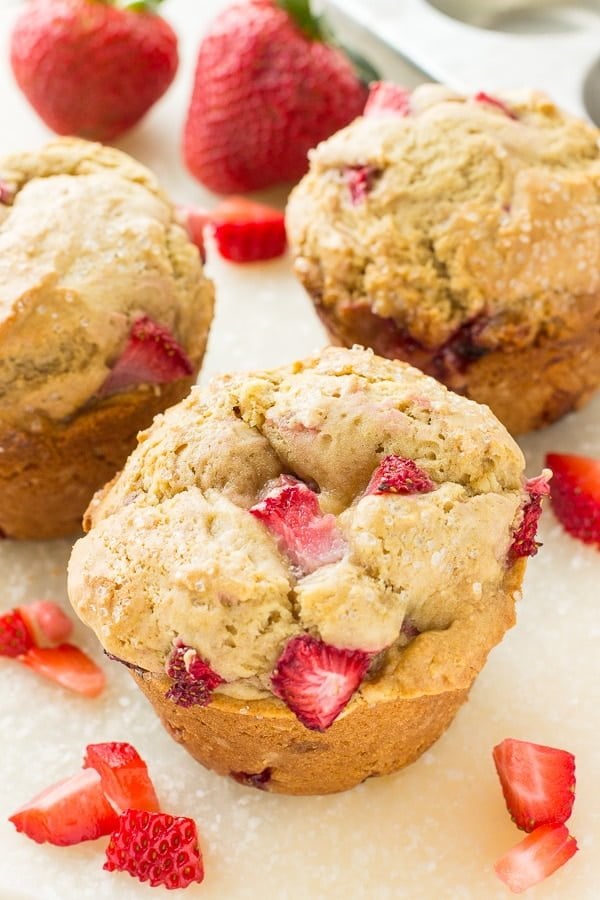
0, 377, 197, 540
311, 295, 600, 435
132, 670, 470, 795
127, 559, 525, 795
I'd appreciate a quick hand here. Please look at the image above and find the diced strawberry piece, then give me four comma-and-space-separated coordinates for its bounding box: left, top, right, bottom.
493, 738, 576, 832
0, 180, 16, 204
104, 809, 204, 889
344, 165, 379, 205
364, 81, 411, 118
99, 315, 193, 397
494, 824, 578, 894
230, 768, 272, 790
0, 608, 33, 658
165, 642, 224, 708
176, 203, 210, 262
211, 197, 287, 263
250, 476, 347, 575
365, 455, 435, 496
509, 470, 552, 560
84, 742, 160, 814
20, 643, 106, 697
546, 453, 600, 548
9, 768, 119, 846
271, 635, 371, 731
19, 600, 73, 648
474, 91, 517, 119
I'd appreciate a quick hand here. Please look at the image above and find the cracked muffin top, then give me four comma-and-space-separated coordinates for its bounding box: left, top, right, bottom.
0, 138, 213, 429
68, 347, 541, 729
286, 85, 600, 352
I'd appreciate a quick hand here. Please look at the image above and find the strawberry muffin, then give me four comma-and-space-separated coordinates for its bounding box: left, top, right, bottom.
0, 138, 214, 539
286, 84, 600, 434
68, 347, 547, 795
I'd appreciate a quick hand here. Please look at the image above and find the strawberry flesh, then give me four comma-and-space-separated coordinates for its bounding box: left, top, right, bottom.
365, 455, 435, 496
0, 608, 34, 657
176, 204, 210, 263
364, 81, 411, 117
19, 600, 73, 648
99, 315, 193, 397
211, 197, 287, 263
344, 165, 379, 205
20, 643, 106, 697
165, 642, 224, 708
474, 91, 517, 119
546, 452, 600, 548
104, 809, 204, 889
509, 470, 552, 560
0, 180, 15, 205
9, 768, 119, 846
271, 635, 371, 731
84, 742, 160, 814
493, 738, 575, 832
494, 824, 578, 893
250, 475, 347, 575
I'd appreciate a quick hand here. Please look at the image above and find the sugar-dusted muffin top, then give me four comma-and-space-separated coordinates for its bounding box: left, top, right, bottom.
0, 138, 213, 428
69, 347, 536, 721
287, 85, 600, 352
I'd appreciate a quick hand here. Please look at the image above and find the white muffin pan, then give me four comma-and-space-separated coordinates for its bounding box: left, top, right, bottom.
329, 0, 600, 122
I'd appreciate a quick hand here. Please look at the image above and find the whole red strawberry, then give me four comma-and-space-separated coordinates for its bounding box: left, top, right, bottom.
183, 0, 370, 192
10, 0, 178, 141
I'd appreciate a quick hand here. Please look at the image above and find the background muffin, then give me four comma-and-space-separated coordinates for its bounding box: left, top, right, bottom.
68, 347, 544, 795
286, 85, 600, 434
0, 138, 214, 539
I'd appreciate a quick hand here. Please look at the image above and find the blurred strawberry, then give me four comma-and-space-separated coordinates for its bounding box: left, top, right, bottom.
10, 0, 178, 141
183, 0, 371, 192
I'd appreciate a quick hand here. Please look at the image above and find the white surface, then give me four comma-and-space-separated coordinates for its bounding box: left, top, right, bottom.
331, 0, 600, 118
1, 1, 599, 898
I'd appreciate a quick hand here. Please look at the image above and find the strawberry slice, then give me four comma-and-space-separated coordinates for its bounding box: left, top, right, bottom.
20, 643, 106, 697
84, 742, 160, 814
0, 180, 16, 205
104, 809, 204, 889
99, 315, 193, 397
493, 738, 576, 832
0, 608, 33, 658
9, 768, 119, 846
546, 453, 600, 548
494, 824, 578, 893
364, 81, 411, 117
19, 600, 73, 648
250, 475, 347, 575
365, 455, 435, 496
176, 203, 210, 263
271, 635, 371, 731
509, 470, 552, 560
474, 91, 517, 119
211, 197, 287, 263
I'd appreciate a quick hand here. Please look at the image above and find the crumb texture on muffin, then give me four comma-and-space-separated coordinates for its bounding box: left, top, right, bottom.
0, 138, 213, 427
69, 347, 527, 707
287, 86, 600, 354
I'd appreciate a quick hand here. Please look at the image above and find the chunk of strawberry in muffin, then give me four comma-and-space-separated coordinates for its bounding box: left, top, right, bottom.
365, 455, 435, 496
364, 81, 411, 118
9, 768, 118, 846
474, 91, 517, 119
99, 315, 193, 397
250, 476, 347, 575
509, 470, 551, 560
271, 635, 371, 731
165, 642, 224, 708
493, 738, 575, 832
344, 165, 380, 205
